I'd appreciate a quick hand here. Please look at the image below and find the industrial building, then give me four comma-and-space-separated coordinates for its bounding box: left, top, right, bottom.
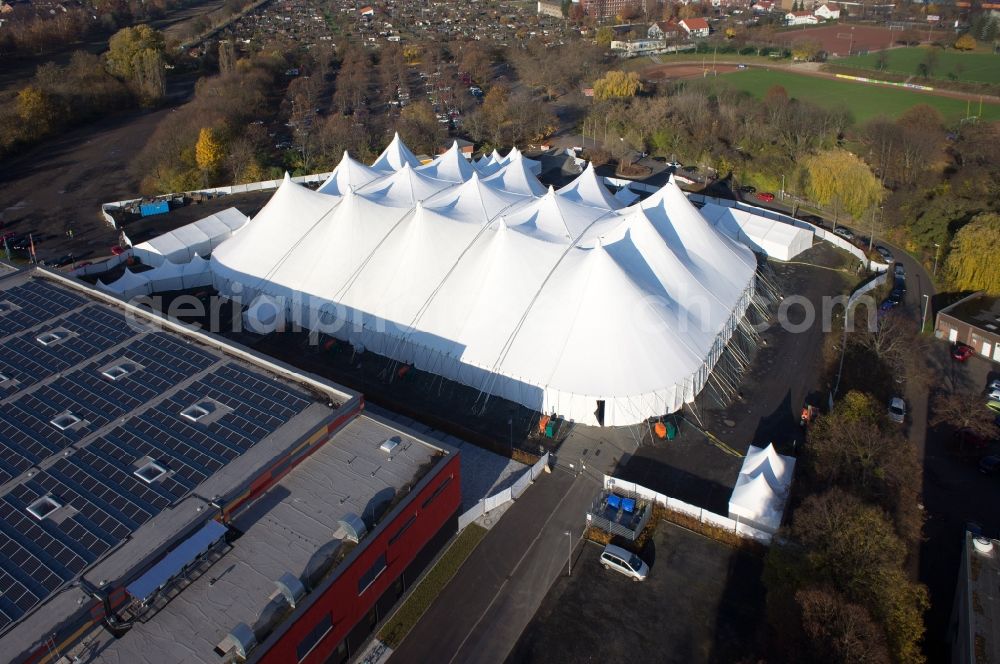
0, 268, 461, 664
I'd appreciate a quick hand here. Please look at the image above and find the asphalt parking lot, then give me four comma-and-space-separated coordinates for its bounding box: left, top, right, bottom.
507, 521, 766, 664
615, 242, 854, 513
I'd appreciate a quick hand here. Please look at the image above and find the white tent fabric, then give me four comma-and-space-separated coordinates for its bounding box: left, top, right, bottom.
556, 163, 622, 210
210, 138, 757, 426
728, 473, 783, 533
498, 147, 543, 176
371, 131, 421, 172
98, 268, 152, 300
613, 185, 640, 206
482, 156, 548, 197
142, 255, 213, 292
700, 203, 813, 261
728, 443, 795, 533
417, 141, 475, 183
472, 154, 501, 177
317, 151, 383, 197
131, 208, 248, 267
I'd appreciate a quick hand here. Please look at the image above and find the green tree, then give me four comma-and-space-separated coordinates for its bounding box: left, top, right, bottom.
593, 70, 642, 101
803, 149, 883, 226
943, 212, 1000, 293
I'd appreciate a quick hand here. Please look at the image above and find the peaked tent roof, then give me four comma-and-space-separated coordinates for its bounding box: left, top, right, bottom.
741, 443, 794, 493
421, 171, 527, 224
370, 132, 421, 172
318, 151, 383, 197
728, 472, 782, 526
502, 186, 614, 243
482, 156, 548, 197
556, 162, 622, 210
417, 141, 475, 183
357, 162, 454, 207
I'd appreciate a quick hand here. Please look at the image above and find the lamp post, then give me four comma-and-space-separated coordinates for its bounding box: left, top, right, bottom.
780, 174, 785, 201
922, 294, 930, 333
933, 243, 941, 277
564, 530, 572, 576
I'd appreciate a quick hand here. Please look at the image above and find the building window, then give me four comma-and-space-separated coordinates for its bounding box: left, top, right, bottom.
180, 403, 211, 423
134, 460, 167, 484
51, 412, 81, 431
295, 613, 333, 662
421, 475, 453, 509
357, 553, 387, 595
388, 515, 416, 546
101, 364, 132, 381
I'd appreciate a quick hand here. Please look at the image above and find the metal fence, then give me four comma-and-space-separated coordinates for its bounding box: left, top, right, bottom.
604, 476, 774, 545
456, 453, 549, 531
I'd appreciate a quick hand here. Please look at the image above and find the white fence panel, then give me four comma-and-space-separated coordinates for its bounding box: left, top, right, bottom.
736, 522, 774, 544
457, 503, 485, 531
484, 488, 512, 512
510, 471, 532, 499
701, 511, 738, 532
665, 497, 701, 519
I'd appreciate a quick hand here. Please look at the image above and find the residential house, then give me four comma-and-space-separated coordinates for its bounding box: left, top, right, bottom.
785, 10, 818, 24
359, 5, 374, 17
678, 17, 710, 37
648, 20, 680, 39
813, 2, 840, 18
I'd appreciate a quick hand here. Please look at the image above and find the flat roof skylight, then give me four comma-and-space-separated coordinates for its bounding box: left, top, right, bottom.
180, 403, 211, 422
27, 495, 61, 520
51, 412, 80, 431
134, 461, 168, 484
101, 364, 132, 381
36, 331, 64, 346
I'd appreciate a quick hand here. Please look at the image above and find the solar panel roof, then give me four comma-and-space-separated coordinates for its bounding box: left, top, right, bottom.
0, 271, 345, 636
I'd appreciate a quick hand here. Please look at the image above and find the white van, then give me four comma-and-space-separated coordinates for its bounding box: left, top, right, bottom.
599, 544, 649, 581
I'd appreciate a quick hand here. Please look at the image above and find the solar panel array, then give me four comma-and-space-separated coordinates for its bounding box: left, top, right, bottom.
0, 278, 319, 630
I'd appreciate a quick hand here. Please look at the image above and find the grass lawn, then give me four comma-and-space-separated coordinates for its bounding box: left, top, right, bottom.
718, 69, 1000, 122
835, 47, 1000, 84
378, 523, 488, 649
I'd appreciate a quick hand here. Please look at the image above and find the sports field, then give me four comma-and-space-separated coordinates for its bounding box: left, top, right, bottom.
836, 47, 1000, 84
719, 69, 1000, 123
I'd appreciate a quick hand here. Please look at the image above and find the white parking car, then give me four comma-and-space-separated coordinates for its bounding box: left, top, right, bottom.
988, 387, 1000, 402
889, 397, 906, 424
600, 544, 649, 581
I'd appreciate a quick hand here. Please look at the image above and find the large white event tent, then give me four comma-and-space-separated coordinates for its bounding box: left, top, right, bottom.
210, 137, 759, 426
728, 443, 795, 534
699, 203, 812, 262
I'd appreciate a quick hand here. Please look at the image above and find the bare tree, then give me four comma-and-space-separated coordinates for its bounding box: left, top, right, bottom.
930, 391, 1000, 440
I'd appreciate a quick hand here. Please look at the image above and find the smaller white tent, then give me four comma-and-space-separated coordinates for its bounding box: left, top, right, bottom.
501, 147, 543, 176
131, 208, 248, 267
556, 163, 621, 210
417, 141, 475, 183
728, 443, 795, 534
142, 254, 214, 292
98, 268, 152, 300
371, 132, 421, 172
483, 155, 547, 197
700, 204, 812, 261
317, 151, 383, 197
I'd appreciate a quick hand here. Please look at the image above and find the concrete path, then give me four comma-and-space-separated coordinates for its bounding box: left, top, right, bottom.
388, 466, 599, 664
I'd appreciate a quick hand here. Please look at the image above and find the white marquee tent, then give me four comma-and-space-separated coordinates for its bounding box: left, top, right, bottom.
699, 204, 813, 262
728, 443, 795, 534
130, 208, 248, 267
210, 136, 759, 426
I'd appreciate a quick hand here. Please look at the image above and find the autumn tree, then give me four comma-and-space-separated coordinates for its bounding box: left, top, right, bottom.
397, 101, 445, 156
803, 149, 883, 227
791, 39, 822, 61
16, 85, 60, 136
595, 26, 614, 47
954, 33, 977, 50
796, 588, 891, 664
195, 127, 223, 181
593, 70, 642, 101
458, 41, 493, 85
105, 25, 167, 104
943, 212, 1000, 293
930, 389, 1000, 440
764, 489, 928, 664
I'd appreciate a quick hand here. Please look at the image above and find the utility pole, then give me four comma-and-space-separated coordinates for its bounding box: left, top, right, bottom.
564, 531, 572, 576
933, 243, 941, 276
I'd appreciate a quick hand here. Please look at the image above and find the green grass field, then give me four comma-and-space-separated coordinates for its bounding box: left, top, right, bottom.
835, 47, 1000, 84
719, 69, 1000, 123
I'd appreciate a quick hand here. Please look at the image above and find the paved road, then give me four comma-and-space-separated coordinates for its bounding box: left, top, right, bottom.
389, 467, 600, 664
